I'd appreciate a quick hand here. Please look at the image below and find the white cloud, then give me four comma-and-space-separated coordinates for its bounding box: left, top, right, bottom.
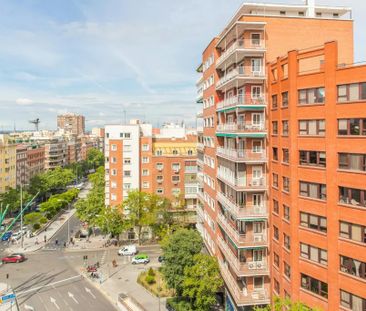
16, 98, 34, 105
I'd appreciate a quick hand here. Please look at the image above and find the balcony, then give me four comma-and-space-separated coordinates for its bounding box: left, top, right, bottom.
216, 147, 267, 163
217, 168, 267, 191
216, 123, 266, 139
219, 261, 270, 306
185, 185, 198, 199
197, 189, 205, 203
185, 166, 198, 174
216, 39, 266, 69
197, 142, 204, 151
216, 67, 265, 91
196, 205, 204, 224
217, 213, 267, 248
216, 192, 268, 220
217, 95, 266, 111
217, 237, 269, 276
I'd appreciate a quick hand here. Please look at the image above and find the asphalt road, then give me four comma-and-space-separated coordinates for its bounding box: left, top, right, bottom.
0, 250, 117, 311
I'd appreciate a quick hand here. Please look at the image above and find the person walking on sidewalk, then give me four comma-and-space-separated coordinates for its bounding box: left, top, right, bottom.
44, 235, 47, 243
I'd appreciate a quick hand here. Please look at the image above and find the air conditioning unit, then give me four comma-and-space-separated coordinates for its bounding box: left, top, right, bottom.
248, 263, 255, 270
256, 262, 263, 269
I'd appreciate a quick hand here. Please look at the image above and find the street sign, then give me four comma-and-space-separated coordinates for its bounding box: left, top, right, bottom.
0, 293, 16, 304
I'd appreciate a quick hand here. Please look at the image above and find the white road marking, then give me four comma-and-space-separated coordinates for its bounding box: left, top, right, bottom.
50, 297, 60, 310
68, 292, 79, 304
39, 294, 50, 311
24, 304, 34, 311
85, 287, 96, 299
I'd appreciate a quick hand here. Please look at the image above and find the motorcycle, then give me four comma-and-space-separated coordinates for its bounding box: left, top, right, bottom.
87, 265, 97, 273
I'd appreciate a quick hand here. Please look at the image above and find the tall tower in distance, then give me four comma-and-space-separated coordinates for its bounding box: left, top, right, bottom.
57, 113, 85, 136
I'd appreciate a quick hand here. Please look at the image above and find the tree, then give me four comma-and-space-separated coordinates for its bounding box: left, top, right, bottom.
95, 205, 128, 237
254, 297, 323, 311
87, 148, 104, 169
0, 188, 32, 214
161, 228, 203, 295
24, 212, 48, 230
182, 254, 223, 311
75, 166, 105, 224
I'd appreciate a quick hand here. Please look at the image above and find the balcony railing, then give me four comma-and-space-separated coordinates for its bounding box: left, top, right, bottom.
216, 122, 265, 133
216, 192, 268, 219
196, 205, 205, 224
216, 147, 267, 162
197, 142, 204, 151
217, 213, 267, 248
216, 67, 265, 89
217, 237, 269, 276
217, 168, 267, 190
216, 39, 266, 66
185, 166, 198, 173
217, 95, 265, 110
219, 261, 270, 306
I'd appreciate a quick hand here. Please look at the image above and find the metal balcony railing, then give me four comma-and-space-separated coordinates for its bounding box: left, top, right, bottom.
217, 95, 265, 110
216, 67, 265, 88
216, 122, 265, 133
216, 147, 267, 162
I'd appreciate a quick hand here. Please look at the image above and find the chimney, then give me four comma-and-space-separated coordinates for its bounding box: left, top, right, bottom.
306, 0, 315, 17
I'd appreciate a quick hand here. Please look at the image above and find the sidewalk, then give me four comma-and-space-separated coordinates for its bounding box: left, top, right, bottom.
6, 208, 76, 254
84, 261, 167, 311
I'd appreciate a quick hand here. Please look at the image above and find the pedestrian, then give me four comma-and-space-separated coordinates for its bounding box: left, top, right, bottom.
35, 238, 39, 245
64, 241, 67, 248
55, 239, 58, 246
44, 235, 47, 243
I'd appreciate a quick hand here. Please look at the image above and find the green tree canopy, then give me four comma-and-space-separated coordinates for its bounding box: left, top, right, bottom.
87, 148, 104, 169
0, 188, 32, 213
161, 228, 203, 295
95, 205, 128, 237
254, 297, 323, 311
182, 254, 223, 311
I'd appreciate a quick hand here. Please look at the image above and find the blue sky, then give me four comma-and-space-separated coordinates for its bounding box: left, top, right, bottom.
0, 0, 364, 131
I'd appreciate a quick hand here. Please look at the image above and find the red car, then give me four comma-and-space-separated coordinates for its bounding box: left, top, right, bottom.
1, 253, 26, 264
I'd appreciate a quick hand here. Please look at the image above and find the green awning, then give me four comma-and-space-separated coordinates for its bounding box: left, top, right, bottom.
217, 105, 266, 113
216, 132, 266, 138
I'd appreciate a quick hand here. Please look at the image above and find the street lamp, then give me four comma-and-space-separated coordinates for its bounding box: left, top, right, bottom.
20, 183, 29, 249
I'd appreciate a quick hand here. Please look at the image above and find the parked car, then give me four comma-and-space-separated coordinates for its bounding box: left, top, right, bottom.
11, 231, 23, 240
1, 231, 12, 241
118, 245, 137, 256
1, 253, 26, 263
158, 256, 165, 263
131, 254, 150, 265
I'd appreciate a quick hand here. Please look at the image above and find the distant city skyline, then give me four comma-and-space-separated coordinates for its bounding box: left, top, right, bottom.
0, 0, 364, 130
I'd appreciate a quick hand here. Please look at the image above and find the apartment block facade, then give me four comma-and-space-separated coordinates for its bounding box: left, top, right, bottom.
44, 138, 67, 170
16, 145, 28, 187
104, 121, 198, 210
268, 41, 366, 311
196, 1, 355, 310
0, 135, 17, 193
57, 113, 85, 136
26, 145, 45, 181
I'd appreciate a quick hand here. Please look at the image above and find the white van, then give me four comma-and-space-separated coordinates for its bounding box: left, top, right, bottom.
118, 245, 137, 256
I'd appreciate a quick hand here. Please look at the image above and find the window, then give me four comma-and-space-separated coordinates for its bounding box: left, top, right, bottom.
340, 255, 366, 280
339, 186, 366, 207
338, 118, 366, 136
156, 163, 163, 170
156, 188, 164, 194
339, 153, 366, 172
172, 163, 180, 171
125, 133, 131, 139
111, 157, 117, 163
337, 82, 366, 102
156, 175, 163, 183
142, 157, 149, 164
251, 33, 261, 46
142, 144, 149, 151
124, 170, 131, 177
188, 149, 193, 155
273, 147, 278, 161
283, 177, 290, 192
282, 120, 289, 136
299, 120, 325, 136
172, 175, 180, 183
282, 149, 289, 164
111, 169, 117, 176
298, 87, 325, 105
340, 290, 366, 310
155, 150, 162, 156
280, 10, 286, 15
272, 173, 279, 188
273, 199, 279, 214
111, 194, 116, 201
142, 182, 150, 189
274, 252, 280, 268
284, 234, 290, 250
111, 182, 117, 189
298, 11, 305, 16
273, 225, 279, 240
142, 169, 149, 176
272, 121, 278, 135
282, 92, 288, 107
284, 262, 291, 278
300, 212, 327, 233
172, 149, 178, 155
301, 274, 328, 299
300, 243, 328, 265
274, 279, 280, 294
299, 181, 326, 200
340, 221, 366, 243
111, 144, 117, 151
283, 205, 290, 221
124, 158, 131, 164
123, 183, 131, 190
272, 95, 278, 109
299, 151, 326, 167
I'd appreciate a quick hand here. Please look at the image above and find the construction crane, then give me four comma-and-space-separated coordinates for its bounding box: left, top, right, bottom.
29, 118, 40, 131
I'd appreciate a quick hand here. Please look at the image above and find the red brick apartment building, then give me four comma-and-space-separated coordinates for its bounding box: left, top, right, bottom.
268, 41, 366, 311
195, 1, 360, 310
104, 121, 198, 209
